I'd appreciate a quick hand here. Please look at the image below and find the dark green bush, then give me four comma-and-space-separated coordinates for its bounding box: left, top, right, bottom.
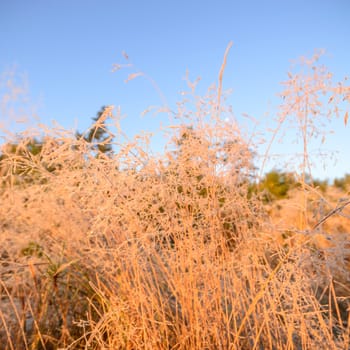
333, 174, 350, 191
258, 170, 296, 201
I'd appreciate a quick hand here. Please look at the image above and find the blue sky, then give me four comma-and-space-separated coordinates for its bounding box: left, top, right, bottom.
1, 0, 349, 180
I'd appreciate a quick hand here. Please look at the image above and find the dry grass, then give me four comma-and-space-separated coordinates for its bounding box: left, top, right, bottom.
0, 50, 350, 349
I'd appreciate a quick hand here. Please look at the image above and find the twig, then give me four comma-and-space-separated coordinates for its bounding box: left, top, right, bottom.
312, 199, 350, 231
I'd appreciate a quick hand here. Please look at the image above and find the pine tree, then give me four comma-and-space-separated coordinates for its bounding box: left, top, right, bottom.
76, 106, 114, 156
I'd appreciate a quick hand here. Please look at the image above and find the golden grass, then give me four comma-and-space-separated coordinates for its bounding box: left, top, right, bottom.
0, 50, 349, 349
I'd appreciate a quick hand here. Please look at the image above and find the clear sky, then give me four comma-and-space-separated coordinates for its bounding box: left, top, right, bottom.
0, 0, 349, 180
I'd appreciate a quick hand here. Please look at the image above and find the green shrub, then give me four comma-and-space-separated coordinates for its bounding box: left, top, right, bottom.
333, 174, 350, 191
259, 170, 296, 201
312, 179, 328, 193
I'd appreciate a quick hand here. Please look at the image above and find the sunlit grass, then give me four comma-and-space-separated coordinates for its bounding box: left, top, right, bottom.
0, 49, 349, 349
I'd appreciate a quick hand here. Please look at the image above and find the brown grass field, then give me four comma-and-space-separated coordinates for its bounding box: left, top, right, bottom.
0, 49, 350, 349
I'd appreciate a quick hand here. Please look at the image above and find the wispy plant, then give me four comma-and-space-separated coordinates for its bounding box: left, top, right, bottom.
0, 47, 349, 349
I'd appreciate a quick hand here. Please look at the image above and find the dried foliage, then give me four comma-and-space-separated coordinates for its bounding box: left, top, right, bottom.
0, 50, 350, 349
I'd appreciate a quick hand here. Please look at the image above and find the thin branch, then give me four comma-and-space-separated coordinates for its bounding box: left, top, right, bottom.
312, 199, 350, 231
